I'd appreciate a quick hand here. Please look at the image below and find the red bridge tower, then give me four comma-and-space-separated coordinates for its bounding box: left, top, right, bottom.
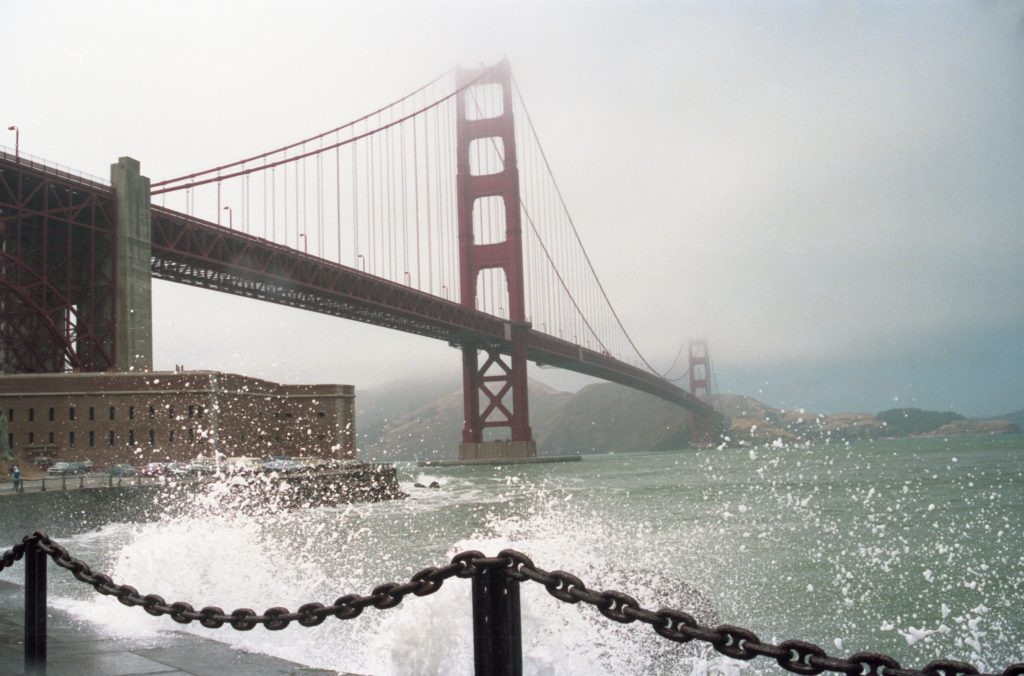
455, 61, 536, 461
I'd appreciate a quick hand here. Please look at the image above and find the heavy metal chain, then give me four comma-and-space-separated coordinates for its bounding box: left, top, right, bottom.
3, 533, 1022, 676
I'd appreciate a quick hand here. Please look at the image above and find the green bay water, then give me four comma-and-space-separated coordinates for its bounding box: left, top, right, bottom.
1, 434, 1021, 674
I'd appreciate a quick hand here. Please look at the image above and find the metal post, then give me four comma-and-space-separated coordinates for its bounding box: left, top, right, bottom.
24, 538, 47, 674
472, 568, 522, 676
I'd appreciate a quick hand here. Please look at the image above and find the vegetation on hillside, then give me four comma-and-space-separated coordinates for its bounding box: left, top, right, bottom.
876, 408, 965, 437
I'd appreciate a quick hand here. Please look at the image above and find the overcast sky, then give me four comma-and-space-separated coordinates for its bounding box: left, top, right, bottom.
4, 1, 1022, 416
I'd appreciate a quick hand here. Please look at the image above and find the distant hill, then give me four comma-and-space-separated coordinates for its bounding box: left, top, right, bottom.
876, 408, 965, 436
359, 379, 573, 461
357, 372, 461, 452
537, 383, 690, 453
355, 378, 1020, 460
717, 394, 885, 444
994, 409, 1024, 427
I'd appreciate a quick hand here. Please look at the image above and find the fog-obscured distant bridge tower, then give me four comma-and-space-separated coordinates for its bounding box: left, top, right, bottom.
455, 61, 535, 461
688, 340, 717, 446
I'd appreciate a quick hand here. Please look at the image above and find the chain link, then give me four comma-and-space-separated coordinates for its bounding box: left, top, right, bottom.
5, 532, 1021, 676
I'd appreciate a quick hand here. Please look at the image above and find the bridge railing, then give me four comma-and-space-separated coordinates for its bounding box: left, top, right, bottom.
2, 533, 1019, 676
2, 474, 163, 494
0, 146, 109, 190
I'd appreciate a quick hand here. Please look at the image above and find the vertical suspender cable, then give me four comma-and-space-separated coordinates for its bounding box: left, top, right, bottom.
401, 116, 409, 284
424, 108, 434, 294
336, 141, 341, 264
300, 146, 306, 248
413, 111, 421, 289
436, 105, 445, 297
369, 132, 376, 274
317, 142, 323, 257
388, 124, 396, 280
352, 142, 358, 267
446, 99, 457, 300
244, 170, 250, 233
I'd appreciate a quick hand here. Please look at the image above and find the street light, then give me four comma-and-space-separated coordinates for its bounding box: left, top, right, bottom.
6, 126, 19, 162
222, 205, 232, 229
298, 232, 307, 253
357, 254, 365, 271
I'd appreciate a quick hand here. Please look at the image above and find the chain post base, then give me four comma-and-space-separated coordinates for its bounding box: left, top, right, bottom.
25, 537, 47, 674
472, 567, 522, 676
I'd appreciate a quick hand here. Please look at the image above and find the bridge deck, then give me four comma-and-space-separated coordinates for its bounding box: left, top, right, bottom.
0, 155, 711, 416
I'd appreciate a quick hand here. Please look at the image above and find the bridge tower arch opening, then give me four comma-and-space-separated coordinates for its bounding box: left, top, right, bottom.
455, 60, 536, 461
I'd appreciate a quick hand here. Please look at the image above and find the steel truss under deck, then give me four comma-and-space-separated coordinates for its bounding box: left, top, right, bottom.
0, 155, 117, 373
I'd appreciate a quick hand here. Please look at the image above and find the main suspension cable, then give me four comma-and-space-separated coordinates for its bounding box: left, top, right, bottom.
512, 76, 663, 375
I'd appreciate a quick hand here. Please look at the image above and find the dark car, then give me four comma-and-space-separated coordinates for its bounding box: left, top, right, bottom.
106, 464, 135, 477
48, 461, 92, 476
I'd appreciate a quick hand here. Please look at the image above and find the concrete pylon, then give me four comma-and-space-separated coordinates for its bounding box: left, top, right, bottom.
111, 157, 152, 371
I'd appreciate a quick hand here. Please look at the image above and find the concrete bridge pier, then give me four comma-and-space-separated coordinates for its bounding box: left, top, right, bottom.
111, 157, 152, 372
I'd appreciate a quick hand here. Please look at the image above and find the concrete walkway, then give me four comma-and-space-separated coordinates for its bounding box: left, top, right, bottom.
0, 581, 347, 676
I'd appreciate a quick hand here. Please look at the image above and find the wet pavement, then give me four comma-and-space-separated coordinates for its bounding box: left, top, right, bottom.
0, 580, 348, 675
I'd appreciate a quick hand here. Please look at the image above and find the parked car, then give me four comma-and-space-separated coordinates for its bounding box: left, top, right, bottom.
165, 462, 190, 477
106, 464, 135, 477
138, 462, 165, 477
292, 456, 329, 470
31, 456, 55, 469
186, 458, 217, 475
47, 463, 70, 476
263, 458, 303, 473
223, 456, 262, 474
47, 461, 92, 476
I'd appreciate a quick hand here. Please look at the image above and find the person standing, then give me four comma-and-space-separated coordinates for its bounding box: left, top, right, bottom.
11, 465, 20, 492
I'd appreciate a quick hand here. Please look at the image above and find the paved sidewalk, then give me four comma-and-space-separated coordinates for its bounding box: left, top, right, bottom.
0, 581, 348, 675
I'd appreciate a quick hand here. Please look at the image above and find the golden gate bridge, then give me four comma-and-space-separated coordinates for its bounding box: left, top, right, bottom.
0, 60, 717, 459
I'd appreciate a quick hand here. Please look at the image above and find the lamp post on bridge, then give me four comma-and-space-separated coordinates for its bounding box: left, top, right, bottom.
222, 205, 232, 229
6, 126, 18, 161
357, 254, 365, 272
298, 233, 307, 254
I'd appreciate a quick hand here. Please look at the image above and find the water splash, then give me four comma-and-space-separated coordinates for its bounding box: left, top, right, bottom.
6, 438, 1020, 674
